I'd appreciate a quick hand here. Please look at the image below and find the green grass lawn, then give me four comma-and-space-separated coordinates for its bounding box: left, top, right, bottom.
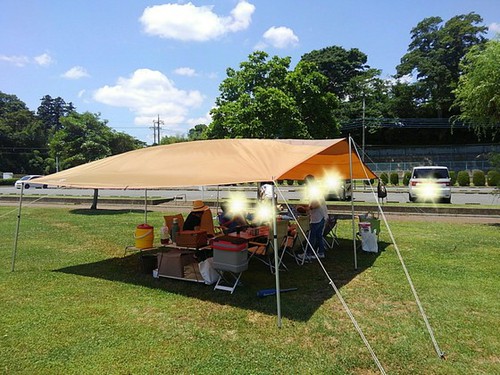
0, 206, 499, 374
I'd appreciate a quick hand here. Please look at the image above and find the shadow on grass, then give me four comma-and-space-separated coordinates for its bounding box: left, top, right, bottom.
69, 208, 148, 215
54, 238, 390, 322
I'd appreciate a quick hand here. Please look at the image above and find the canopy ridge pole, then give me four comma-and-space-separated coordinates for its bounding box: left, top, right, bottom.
348, 135, 358, 270
274, 183, 386, 374
144, 189, 148, 224
271, 180, 282, 328
11, 184, 25, 272
350, 140, 446, 359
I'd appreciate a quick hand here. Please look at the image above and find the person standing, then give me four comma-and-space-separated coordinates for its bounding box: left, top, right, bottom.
299, 175, 328, 260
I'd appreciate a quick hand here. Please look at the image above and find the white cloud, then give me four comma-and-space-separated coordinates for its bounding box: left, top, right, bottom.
187, 112, 212, 127
489, 22, 500, 33
34, 53, 54, 66
139, 0, 255, 41
174, 67, 197, 77
260, 26, 299, 49
385, 74, 414, 86
62, 66, 90, 79
0, 54, 30, 67
93, 68, 204, 127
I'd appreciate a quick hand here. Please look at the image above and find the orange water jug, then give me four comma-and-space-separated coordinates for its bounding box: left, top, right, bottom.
134, 224, 154, 249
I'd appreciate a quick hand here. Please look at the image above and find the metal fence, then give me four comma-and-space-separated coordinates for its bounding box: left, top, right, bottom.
367, 160, 492, 174
364, 143, 498, 174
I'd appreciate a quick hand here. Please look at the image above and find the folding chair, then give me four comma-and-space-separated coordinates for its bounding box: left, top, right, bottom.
288, 215, 310, 265
163, 214, 185, 232
323, 214, 339, 250
248, 220, 289, 273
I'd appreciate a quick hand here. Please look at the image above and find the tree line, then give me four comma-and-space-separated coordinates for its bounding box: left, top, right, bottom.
0, 94, 145, 174
1, 13, 498, 174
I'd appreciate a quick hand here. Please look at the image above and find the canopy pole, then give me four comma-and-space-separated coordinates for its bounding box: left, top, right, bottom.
11, 184, 24, 272
272, 181, 282, 328
144, 189, 148, 224
349, 136, 358, 270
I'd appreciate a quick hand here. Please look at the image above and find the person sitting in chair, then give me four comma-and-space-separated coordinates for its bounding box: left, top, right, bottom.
218, 202, 248, 234
184, 200, 210, 230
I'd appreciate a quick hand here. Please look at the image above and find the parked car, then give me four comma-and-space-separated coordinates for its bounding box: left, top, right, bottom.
325, 179, 352, 201
14, 175, 48, 189
408, 166, 451, 203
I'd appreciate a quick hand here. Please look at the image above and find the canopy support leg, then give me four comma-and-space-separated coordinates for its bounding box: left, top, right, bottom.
11, 184, 24, 272
349, 136, 358, 270
272, 181, 282, 328
144, 189, 148, 224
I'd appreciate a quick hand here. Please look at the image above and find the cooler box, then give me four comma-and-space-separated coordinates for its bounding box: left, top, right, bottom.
176, 230, 208, 248
212, 236, 248, 273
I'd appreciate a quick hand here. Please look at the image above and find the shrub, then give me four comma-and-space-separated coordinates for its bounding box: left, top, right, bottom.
472, 170, 486, 186
487, 170, 500, 187
457, 171, 470, 186
286, 179, 294, 186
0, 178, 16, 186
297, 180, 305, 186
402, 171, 411, 186
379, 172, 389, 185
389, 172, 399, 186
449, 171, 457, 186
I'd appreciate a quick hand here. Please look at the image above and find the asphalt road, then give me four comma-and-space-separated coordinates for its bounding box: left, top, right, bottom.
1, 185, 499, 206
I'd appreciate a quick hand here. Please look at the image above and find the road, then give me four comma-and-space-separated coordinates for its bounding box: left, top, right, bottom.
1, 185, 499, 206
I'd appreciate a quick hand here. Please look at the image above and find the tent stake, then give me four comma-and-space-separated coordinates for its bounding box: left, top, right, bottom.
11, 184, 24, 272
349, 136, 358, 270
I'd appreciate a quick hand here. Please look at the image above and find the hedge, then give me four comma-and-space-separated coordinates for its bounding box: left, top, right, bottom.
389, 172, 399, 186
472, 170, 486, 187
457, 171, 470, 186
487, 170, 500, 187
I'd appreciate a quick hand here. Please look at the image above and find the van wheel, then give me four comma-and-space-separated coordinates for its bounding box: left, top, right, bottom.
24, 184, 30, 189
442, 197, 451, 204
408, 194, 415, 202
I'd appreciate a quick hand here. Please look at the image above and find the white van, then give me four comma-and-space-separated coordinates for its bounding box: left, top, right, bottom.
408, 166, 451, 203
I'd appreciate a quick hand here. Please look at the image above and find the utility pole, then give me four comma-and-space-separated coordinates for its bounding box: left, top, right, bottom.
362, 95, 365, 162
151, 115, 164, 144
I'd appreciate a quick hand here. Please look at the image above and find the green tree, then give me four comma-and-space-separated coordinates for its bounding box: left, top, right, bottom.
396, 13, 487, 118
453, 38, 500, 139
187, 124, 208, 140
159, 135, 188, 145
37, 95, 75, 134
0, 92, 47, 173
300, 45, 386, 121
207, 51, 340, 139
49, 112, 142, 170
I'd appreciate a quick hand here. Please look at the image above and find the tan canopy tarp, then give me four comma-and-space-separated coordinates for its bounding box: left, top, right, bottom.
35, 138, 376, 189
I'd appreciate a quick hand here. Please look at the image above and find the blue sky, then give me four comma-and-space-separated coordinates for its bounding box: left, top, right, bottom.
1, 0, 499, 143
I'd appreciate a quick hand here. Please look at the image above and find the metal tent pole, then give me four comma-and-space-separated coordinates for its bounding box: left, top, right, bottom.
272, 181, 282, 328
144, 189, 148, 224
349, 136, 358, 270
11, 184, 24, 272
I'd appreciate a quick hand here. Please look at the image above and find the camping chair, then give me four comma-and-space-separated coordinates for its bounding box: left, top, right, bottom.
164, 214, 185, 232
199, 208, 217, 237
248, 220, 290, 274
291, 215, 310, 265
323, 214, 339, 250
